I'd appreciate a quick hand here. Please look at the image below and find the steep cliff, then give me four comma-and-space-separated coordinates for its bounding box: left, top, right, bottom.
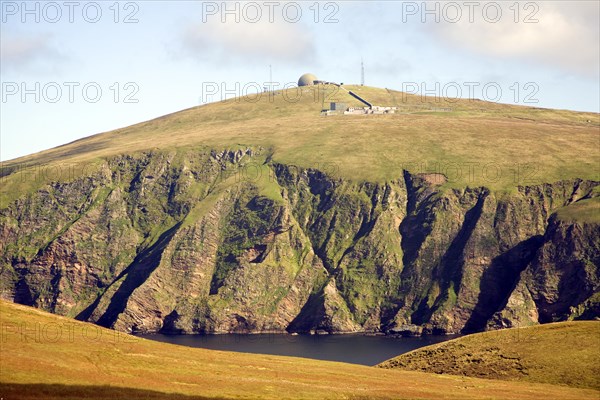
1, 148, 598, 334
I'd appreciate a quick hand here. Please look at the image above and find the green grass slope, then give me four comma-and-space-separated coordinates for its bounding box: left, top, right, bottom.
555, 197, 600, 224
379, 321, 600, 390
2, 85, 598, 208
1, 301, 599, 399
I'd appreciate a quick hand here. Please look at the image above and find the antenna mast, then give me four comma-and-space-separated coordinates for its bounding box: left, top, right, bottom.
264, 64, 273, 95
361, 59, 365, 86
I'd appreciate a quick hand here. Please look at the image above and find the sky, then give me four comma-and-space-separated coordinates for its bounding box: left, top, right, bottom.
1, 0, 599, 161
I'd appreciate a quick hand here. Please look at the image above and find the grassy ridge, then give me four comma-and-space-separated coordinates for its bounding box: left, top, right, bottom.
2, 85, 598, 208
1, 301, 599, 399
379, 321, 600, 390
555, 197, 600, 224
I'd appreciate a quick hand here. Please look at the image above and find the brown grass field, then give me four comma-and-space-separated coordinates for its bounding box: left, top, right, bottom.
1, 301, 599, 399
379, 321, 600, 390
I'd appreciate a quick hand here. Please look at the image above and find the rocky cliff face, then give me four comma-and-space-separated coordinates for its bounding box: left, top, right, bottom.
1, 148, 598, 335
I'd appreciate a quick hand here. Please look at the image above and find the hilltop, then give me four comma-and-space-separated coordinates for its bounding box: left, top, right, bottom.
1, 301, 598, 400
2, 85, 599, 205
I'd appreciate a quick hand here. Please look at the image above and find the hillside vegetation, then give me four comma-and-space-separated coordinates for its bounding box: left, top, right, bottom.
1, 301, 599, 400
379, 321, 600, 390
2, 85, 598, 206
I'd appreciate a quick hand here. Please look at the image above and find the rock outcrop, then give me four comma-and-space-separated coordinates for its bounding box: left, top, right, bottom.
1, 148, 598, 334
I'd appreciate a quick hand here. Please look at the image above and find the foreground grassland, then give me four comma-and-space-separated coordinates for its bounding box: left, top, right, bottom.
379, 321, 600, 390
2, 85, 599, 208
1, 301, 599, 400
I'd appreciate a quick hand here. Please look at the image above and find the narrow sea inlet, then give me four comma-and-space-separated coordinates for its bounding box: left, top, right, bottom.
137, 333, 459, 366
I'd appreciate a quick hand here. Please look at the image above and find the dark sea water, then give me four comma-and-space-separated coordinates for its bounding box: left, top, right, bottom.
137, 333, 459, 366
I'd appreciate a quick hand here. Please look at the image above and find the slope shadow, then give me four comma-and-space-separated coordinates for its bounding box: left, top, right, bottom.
12, 269, 34, 305
412, 191, 487, 325
399, 171, 435, 272
287, 290, 327, 333
0, 383, 224, 400
462, 235, 545, 333
93, 222, 182, 328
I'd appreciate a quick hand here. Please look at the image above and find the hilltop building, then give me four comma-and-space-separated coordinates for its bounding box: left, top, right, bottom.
297, 73, 397, 115
298, 73, 319, 86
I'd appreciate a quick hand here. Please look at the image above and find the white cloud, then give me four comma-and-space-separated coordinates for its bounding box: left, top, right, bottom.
0, 33, 63, 72
426, 2, 599, 78
182, 17, 315, 65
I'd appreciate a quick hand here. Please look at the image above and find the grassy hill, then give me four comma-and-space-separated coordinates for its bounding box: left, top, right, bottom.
2, 85, 598, 208
1, 301, 599, 400
379, 321, 600, 390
